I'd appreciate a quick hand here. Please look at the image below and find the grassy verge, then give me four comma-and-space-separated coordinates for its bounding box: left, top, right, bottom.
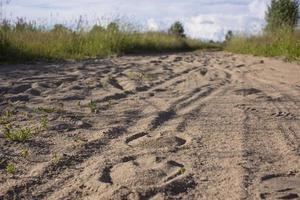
0, 22, 220, 63
225, 29, 300, 61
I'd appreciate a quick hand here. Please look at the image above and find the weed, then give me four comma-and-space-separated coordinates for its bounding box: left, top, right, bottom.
52, 153, 60, 163
127, 71, 144, 82
178, 167, 186, 175
5, 110, 13, 118
88, 100, 97, 113
6, 163, 16, 174
107, 100, 113, 109
20, 111, 30, 119
4, 125, 33, 142
0, 110, 13, 125
40, 116, 49, 129
127, 71, 155, 82
0, 116, 9, 125
35, 106, 56, 114
101, 79, 109, 89
108, 74, 113, 81
0, 159, 5, 167
20, 148, 29, 158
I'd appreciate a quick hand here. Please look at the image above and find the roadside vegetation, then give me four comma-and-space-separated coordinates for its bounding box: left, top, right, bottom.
226, 0, 300, 61
0, 18, 220, 63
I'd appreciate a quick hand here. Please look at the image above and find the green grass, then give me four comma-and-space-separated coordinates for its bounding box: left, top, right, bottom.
0, 21, 220, 63
225, 29, 300, 61
20, 148, 29, 158
4, 125, 34, 142
127, 71, 153, 82
5, 163, 16, 174
35, 106, 56, 114
88, 100, 97, 113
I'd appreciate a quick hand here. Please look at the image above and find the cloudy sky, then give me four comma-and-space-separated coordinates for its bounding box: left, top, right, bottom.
3, 0, 270, 41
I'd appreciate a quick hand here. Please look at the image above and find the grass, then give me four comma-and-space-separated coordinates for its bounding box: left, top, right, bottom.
20, 148, 29, 158
0, 109, 49, 142
88, 100, 97, 113
40, 116, 49, 129
225, 29, 300, 61
4, 125, 34, 142
127, 71, 154, 82
52, 153, 60, 164
0, 20, 220, 63
6, 163, 16, 174
35, 106, 57, 114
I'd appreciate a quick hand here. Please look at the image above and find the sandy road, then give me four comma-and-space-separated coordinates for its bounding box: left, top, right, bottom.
0, 52, 299, 199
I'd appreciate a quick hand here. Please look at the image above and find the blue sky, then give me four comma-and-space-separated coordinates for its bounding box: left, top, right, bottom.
3, 0, 270, 41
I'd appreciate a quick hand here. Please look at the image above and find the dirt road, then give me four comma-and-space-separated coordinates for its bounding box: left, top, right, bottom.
0, 52, 299, 199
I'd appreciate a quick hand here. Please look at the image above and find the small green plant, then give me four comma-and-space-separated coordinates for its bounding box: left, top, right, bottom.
101, 79, 109, 89
127, 71, 140, 80
4, 125, 33, 142
40, 116, 49, 129
52, 153, 60, 163
6, 163, 16, 174
107, 100, 113, 109
20, 111, 29, 119
5, 110, 13, 118
127, 71, 153, 82
108, 74, 113, 81
88, 100, 97, 113
0, 110, 13, 125
0, 159, 5, 166
20, 148, 29, 158
35, 106, 56, 114
178, 167, 186, 175
0, 116, 9, 125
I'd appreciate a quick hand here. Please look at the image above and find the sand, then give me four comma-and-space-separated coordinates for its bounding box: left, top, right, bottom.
0, 51, 299, 199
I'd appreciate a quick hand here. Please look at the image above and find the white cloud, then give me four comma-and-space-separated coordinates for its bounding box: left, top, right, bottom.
249, 0, 270, 19
147, 19, 159, 31
3, 0, 270, 41
183, 0, 269, 41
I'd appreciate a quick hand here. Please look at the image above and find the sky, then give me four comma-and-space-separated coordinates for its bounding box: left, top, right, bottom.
2, 0, 271, 41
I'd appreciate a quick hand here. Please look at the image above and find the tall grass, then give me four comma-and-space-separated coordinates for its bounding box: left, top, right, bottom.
0, 20, 220, 62
225, 29, 300, 61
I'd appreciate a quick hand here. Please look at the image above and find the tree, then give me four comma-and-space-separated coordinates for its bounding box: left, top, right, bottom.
168, 21, 185, 37
225, 30, 233, 42
265, 0, 299, 31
